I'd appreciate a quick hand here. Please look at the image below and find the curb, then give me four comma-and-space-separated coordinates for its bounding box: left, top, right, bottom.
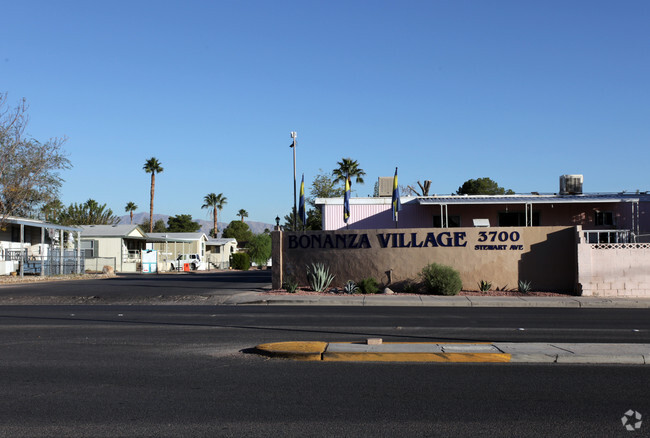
254, 341, 650, 364
255, 341, 511, 363
235, 295, 650, 308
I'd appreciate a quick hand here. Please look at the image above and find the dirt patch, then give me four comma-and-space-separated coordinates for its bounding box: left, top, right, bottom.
0, 273, 113, 285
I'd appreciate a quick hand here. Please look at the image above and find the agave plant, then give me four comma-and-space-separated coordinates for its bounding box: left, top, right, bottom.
478, 280, 492, 292
518, 280, 532, 293
343, 280, 359, 294
306, 263, 335, 292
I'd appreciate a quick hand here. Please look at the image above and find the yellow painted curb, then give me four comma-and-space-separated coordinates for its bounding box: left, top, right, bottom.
255, 341, 328, 361
322, 352, 512, 362
254, 341, 512, 363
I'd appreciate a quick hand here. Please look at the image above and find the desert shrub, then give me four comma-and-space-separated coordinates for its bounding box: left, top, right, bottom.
400, 279, 421, 294
282, 275, 298, 293
478, 280, 492, 292
343, 280, 359, 294
306, 263, 335, 292
230, 252, 250, 270
420, 263, 462, 296
358, 277, 380, 294
518, 280, 532, 293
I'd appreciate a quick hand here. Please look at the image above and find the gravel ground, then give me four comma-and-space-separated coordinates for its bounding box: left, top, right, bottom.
262, 288, 572, 297
0, 273, 114, 284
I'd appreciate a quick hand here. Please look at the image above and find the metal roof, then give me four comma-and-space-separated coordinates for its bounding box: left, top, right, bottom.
147, 232, 208, 242
206, 238, 237, 246
3, 216, 82, 232
79, 224, 146, 237
417, 194, 642, 205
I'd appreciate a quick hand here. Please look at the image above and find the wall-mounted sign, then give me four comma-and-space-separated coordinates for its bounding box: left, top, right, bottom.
287, 231, 524, 251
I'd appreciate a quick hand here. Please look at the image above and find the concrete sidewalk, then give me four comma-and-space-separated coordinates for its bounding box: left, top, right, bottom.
228, 292, 650, 308
255, 340, 650, 364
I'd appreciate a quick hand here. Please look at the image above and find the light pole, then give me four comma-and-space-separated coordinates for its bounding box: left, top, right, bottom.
290, 131, 297, 230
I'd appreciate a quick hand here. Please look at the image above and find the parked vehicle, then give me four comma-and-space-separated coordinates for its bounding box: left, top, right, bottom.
170, 253, 202, 271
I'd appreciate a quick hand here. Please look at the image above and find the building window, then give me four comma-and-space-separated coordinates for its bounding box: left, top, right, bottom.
594, 211, 614, 226
498, 212, 540, 226
80, 240, 96, 258
433, 215, 461, 228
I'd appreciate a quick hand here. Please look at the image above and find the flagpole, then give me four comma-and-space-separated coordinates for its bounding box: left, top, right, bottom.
290, 132, 297, 230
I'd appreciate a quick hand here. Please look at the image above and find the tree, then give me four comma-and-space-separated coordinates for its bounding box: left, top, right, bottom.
332, 158, 366, 189
152, 219, 167, 232
237, 209, 248, 222
140, 216, 167, 232
456, 178, 515, 196
247, 233, 272, 266
0, 93, 71, 226
124, 201, 138, 224
310, 170, 344, 202
283, 208, 321, 231
166, 214, 201, 232
41, 199, 64, 223
143, 157, 163, 233
58, 199, 120, 225
202, 192, 227, 236
222, 220, 253, 244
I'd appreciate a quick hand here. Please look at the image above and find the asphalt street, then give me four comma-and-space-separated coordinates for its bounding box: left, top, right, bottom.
0, 305, 649, 437
1, 273, 649, 436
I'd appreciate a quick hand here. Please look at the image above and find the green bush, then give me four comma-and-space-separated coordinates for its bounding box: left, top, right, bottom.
230, 252, 250, 271
420, 263, 462, 296
358, 277, 380, 294
282, 275, 298, 293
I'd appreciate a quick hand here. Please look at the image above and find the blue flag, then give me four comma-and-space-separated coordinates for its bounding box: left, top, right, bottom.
392, 167, 401, 222
298, 174, 306, 226
343, 174, 351, 223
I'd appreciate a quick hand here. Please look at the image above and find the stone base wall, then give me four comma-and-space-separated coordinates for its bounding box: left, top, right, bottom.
578, 242, 650, 297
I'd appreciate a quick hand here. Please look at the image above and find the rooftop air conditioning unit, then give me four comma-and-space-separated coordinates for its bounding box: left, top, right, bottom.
560, 174, 583, 195
378, 177, 393, 197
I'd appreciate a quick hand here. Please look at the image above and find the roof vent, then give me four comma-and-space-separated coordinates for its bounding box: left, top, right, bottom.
560, 175, 583, 195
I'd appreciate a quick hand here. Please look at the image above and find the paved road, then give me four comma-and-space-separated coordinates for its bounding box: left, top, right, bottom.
0, 270, 272, 304
0, 305, 649, 437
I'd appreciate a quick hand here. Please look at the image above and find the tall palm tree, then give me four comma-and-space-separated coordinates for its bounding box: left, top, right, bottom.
238, 209, 248, 222
332, 158, 366, 188
202, 193, 227, 237
124, 201, 138, 224
143, 157, 163, 233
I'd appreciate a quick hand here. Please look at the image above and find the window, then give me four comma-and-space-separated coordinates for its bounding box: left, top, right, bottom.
498, 212, 540, 226
594, 211, 614, 226
433, 215, 461, 228
80, 240, 96, 258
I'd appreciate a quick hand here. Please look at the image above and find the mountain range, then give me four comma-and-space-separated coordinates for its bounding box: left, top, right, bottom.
119, 212, 274, 236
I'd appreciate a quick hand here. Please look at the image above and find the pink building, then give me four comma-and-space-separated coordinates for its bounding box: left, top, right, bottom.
316, 177, 650, 243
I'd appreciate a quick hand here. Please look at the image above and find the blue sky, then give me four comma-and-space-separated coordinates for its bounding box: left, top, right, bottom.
2, 1, 649, 226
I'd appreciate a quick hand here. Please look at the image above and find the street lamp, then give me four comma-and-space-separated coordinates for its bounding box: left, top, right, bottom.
290, 132, 297, 230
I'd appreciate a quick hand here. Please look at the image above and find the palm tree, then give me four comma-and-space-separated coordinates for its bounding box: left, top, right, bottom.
238, 209, 248, 222
332, 158, 366, 188
143, 157, 163, 233
124, 201, 138, 224
202, 193, 227, 237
